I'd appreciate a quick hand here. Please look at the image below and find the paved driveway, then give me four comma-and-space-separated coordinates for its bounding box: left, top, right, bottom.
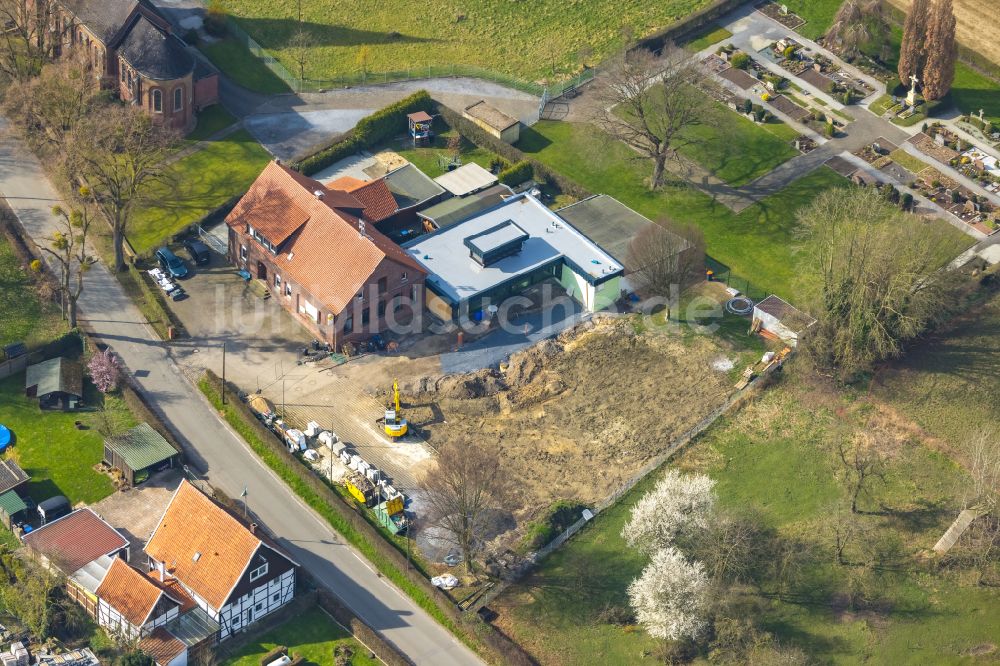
245, 109, 376, 162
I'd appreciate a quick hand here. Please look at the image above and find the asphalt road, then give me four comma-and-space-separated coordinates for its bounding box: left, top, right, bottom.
0, 119, 482, 666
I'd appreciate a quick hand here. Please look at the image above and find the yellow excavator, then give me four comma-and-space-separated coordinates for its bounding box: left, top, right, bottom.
383, 380, 408, 438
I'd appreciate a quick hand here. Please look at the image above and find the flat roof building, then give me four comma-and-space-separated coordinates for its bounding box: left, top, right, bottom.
433, 162, 498, 197
404, 193, 623, 318
463, 100, 521, 144
418, 183, 513, 231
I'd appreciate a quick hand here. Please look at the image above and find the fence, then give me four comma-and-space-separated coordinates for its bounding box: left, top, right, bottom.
225, 17, 592, 100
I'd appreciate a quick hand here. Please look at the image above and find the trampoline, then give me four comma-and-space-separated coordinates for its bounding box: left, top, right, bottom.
0, 425, 10, 451
725, 297, 755, 316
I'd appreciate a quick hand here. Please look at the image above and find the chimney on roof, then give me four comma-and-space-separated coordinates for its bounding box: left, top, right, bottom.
275, 158, 282, 165
157, 560, 166, 583
359, 220, 366, 238
250, 522, 258, 535
314, 190, 325, 200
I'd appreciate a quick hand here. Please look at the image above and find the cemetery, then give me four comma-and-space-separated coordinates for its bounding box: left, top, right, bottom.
754, 1, 806, 30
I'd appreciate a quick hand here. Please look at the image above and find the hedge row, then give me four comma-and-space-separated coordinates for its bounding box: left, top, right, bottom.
435, 104, 594, 201
295, 90, 434, 176
498, 160, 533, 187
197, 370, 536, 666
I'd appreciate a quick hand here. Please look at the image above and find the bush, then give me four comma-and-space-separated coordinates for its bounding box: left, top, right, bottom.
842, 91, 853, 105
489, 156, 512, 173
782, 45, 796, 59
900, 192, 913, 210
812, 108, 825, 122
498, 160, 533, 187
183, 28, 199, 45
730, 52, 749, 69
204, 0, 228, 37
742, 98, 753, 114
824, 121, 835, 138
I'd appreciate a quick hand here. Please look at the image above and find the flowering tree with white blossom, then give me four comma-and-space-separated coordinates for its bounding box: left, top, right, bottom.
621, 469, 716, 555
628, 546, 710, 641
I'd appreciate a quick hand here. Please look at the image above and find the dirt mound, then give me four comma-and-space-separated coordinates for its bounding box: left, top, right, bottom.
404, 316, 734, 551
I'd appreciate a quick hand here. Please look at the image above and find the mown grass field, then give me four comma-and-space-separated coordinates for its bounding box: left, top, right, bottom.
198, 38, 291, 95
0, 233, 64, 348
129, 130, 271, 255
495, 347, 1000, 664
223, 606, 377, 666
218, 0, 714, 85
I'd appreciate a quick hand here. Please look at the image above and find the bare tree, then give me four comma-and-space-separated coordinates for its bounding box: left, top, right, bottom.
423, 441, 510, 574
43, 190, 95, 328
626, 219, 705, 303
826, 0, 891, 62
959, 428, 1000, 584
592, 47, 716, 190
797, 187, 965, 381
66, 105, 178, 272
0, 0, 60, 83
837, 432, 887, 514
2, 54, 102, 152
286, 29, 315, 85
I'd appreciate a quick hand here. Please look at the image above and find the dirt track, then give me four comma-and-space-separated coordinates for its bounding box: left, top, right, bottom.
400, 316, 737, 546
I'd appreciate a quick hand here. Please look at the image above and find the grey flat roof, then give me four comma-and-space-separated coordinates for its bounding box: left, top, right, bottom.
418, 184, 513, 229
555, 195, 664, 269
405, 193, 622, 304
385, 164, 445, 209
434, 162, 498, 197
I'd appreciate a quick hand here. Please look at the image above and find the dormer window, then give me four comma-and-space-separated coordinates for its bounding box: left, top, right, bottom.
248, 562, 268, 582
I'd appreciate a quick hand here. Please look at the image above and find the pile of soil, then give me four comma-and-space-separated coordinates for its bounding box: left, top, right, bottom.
403, 317, 733, 548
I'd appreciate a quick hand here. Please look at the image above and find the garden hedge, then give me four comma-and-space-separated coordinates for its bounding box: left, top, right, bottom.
296, 91, 434, 176
498, 160, 533, 187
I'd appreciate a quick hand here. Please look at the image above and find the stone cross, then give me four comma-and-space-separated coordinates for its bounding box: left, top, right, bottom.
979, 109, 986, 123
909, 74, 919, 92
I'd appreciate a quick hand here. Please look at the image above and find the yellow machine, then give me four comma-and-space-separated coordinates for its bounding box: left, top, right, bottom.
384, 380, 408, 438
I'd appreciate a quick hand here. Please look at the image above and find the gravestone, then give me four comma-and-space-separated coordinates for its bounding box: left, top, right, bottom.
780, 4, 788, 15
935, 133, 946, 146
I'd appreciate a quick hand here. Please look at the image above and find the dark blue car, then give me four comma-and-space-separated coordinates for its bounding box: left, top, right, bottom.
155, 247, 189, 278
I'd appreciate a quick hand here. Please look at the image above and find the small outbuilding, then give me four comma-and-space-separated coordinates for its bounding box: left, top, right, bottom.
104, 423, 180, 486
0, 459, 29, 497
25, 357, 83, 410
0, 490, 27, 529
752, 295, 816, 347
434, 162, 499, 197
463, 100, 520, 144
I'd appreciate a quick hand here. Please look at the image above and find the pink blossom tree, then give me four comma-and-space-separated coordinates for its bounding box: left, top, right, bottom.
88, 349, 122, 393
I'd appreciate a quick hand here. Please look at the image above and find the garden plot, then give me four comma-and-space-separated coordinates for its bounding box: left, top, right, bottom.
400, 316, 741, 552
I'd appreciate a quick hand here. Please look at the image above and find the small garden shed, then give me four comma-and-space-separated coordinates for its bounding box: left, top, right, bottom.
752, 295, 816, 347
463, 100, 521, 144
25, 357, 83, 410
0, 490, 27, 529
104, 423, 179, 486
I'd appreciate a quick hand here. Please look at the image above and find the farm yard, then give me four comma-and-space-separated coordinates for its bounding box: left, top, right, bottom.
215, 0, 715, 84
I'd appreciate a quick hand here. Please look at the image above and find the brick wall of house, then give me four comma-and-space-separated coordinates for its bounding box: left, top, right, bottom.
229, 228, 426, 347
194, 74, 220, 110
118, 66, 195, 133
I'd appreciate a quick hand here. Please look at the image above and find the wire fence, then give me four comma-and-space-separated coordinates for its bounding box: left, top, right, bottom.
225, 18, 594, 100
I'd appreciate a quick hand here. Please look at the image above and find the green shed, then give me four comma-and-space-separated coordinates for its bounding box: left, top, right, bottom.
0, 490, 27, 529
103, 423, 179, 486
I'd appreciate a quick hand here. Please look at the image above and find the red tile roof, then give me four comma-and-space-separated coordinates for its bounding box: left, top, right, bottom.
145, 570, 197, 612
96, 557, 164, 627
144, 480, 264, 610
138, 628, 186, 666
227, 161, 424, 316
23, 508, 129, 574
329, 176, 399, 223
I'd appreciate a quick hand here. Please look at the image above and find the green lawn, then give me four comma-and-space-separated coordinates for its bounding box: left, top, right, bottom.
388, 125, 498, 179
223, 606, 378, 666
888, 149, 931, 175
776, 0, 845, 40
518, 120, 849, 302
676, 103, 799, 186
128, 130, 271, 255
219, 0, 714, 84
0, 234, 64, 348
868, 93, 898, 116
198, 37, 291, 94
188, 105, 239, 142
0, 373, 132, 505
495, 362, 999, 665
680, 24, 733, 52
951, 62, 1000, 124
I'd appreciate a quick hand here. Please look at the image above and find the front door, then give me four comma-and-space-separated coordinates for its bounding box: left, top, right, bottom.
256, 261, 267, 280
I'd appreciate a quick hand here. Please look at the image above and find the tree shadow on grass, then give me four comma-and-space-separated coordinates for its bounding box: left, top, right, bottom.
236, 18, 440, 49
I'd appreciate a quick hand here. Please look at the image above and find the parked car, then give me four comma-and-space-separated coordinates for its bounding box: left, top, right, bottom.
155, 247, 189, 278
183, 238, 212, 265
